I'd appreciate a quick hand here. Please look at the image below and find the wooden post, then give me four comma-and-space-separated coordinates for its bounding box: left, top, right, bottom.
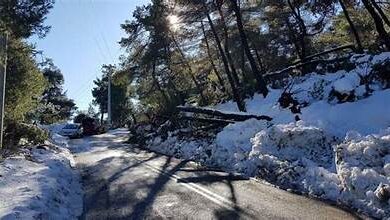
0, 33, 8, 149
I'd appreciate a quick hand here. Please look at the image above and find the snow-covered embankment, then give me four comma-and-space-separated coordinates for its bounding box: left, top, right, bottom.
0, 126, 83, 219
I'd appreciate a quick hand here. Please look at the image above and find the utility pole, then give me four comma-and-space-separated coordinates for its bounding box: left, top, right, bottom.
0, 33, 8, 149
107, 71, 112, 128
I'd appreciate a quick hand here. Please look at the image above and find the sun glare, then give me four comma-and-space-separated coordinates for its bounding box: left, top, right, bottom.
168, 15, 180, 31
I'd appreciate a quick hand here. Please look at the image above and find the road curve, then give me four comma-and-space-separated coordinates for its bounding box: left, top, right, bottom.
68, 129, 359, 220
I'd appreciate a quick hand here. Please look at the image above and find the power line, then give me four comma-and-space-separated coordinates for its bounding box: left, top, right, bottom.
71, 0, 113, 109
89, 0, 116, 64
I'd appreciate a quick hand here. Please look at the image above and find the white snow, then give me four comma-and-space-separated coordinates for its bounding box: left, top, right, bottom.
0, 128, 83, 219
145, 52, 390, 218
372, 52, 390, 64
301, 90, 390, 137
332, 72, 360, 94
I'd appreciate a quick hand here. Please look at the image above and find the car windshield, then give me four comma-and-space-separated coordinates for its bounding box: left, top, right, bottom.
64, 124, 79, 129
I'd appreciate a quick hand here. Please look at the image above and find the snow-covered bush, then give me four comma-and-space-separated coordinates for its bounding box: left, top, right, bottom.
5, 123, 49, 148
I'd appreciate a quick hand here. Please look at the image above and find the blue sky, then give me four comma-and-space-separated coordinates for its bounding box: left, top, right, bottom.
30, 0, 150, 110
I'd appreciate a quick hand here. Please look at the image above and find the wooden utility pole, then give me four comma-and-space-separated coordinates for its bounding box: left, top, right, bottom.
0, 33, 8, 149
107, 71, 112, 128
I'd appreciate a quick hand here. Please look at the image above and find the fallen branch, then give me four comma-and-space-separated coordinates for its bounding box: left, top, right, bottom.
177, 106, 273, 122
291, 44, 355, 66
180, 115, 236, 124
264, 56, 351, 79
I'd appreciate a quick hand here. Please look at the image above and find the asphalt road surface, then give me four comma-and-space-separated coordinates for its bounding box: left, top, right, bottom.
68, 129, 359, 220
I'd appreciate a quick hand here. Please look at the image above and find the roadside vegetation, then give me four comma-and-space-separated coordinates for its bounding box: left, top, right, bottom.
0, 0, 76, 154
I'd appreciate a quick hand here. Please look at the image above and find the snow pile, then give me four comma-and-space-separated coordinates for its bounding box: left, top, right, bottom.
212, 119, 269, 171
148, 134, 214, 165
247, 124, 390, 218
0, 134, 82, 219
215, 122, 390, 218
332, 72, 360, 94
336, 130, 390, 218
250, 123, 336, 168
243, 123, 340, 199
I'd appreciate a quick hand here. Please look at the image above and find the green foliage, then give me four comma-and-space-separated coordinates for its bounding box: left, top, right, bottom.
34, 61, 77, 124
4, 122, 49, 148
0, 0, 54, 38
315, 8, 379, 51
86, 103, 99, 119
0, 0, 56, 149
92, 65, 111, 121
73, 113, 87, 124
92, 65, 135, 127
5, 39, 46, 123
17, 123, 49, 145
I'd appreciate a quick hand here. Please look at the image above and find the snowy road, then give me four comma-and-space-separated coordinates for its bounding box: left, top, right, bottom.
69, 129, 358, 220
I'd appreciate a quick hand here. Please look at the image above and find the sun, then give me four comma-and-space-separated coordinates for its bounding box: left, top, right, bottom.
168, 15, 181, 31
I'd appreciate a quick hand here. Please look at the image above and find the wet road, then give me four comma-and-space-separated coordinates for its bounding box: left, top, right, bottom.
69, 129, 358, 220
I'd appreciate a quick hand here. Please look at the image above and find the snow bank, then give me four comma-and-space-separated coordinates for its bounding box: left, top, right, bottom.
0, 132, 82, 219
148, 133, 214, 165
251, 123, 336, 169
336, 130, 390, 218
212, 119, 270, 171
247, 124, 390, 218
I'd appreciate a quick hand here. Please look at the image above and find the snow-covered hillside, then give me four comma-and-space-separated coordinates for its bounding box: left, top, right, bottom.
146, 53, 390, 218
0, 127, 83, 219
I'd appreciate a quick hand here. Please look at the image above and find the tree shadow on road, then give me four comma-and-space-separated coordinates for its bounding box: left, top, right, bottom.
130, 156, 189, 219
81, 154, 161, 220
177, 171, 255, 220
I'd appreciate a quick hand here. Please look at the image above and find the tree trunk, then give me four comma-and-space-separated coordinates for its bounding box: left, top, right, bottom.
176, 106, 272, 121
171, 35, 206, 103
200, 21, 227, 92
217, 6, 241, 88
253, 46, 266, 73
230, 0, 269, 97
100, 112, 104, 125
204, 5, 246, 112
371, 0, 390, 28
287, 0, 309, 60
362, 0, 390, 50
240, 46, 252, 87
151, 60, 169, 104
165, 46, 185, 104
339, 0, 364, 52
131, 113, 137, 125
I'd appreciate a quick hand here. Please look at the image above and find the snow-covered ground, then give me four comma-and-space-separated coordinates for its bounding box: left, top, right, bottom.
0, 125, 83, 219
146, 52, 390, 218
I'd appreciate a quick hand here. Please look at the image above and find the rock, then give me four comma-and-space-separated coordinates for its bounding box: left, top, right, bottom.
374, 183, 390, 202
